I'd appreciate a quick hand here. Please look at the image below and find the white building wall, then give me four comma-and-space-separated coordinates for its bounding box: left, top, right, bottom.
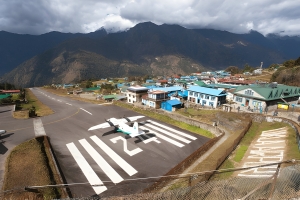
187, 91, 219, 108
127, 91, 137, 103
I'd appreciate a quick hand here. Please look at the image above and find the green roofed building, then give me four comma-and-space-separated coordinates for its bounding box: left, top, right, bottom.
233, 83, 300, 111
83, 87, 100, 92
0, 94, 11, 99
193, 81, 208, 87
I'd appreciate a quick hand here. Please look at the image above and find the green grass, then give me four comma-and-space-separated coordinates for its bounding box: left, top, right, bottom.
11, 93, 19, 101
220, 121, 300, 175
283, 126, 300, 166
232, 121, 289, 163
2, 137, 62, 199
216, 160, 235, 179
233, 145, 248, 162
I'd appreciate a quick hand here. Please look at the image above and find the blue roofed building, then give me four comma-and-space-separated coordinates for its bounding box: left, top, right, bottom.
187, 85, 227, 108
161, 99, 182, 112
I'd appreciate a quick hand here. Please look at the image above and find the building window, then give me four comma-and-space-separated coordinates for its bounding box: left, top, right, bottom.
202, 100, 206, 105
211, 96, 215, 101
245, 89, 254, 96
205, 95, 209, 100
200, 94, 204, 99
189, 91, 193, 96
235, 96, 243, 102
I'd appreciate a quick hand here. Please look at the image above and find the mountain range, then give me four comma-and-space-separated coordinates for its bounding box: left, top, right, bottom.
0, 22, 299, 87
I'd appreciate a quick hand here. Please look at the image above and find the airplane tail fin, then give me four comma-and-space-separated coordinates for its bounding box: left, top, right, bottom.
133, 122, 139, 135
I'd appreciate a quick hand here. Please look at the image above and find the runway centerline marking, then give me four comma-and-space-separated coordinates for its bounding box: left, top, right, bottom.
80, 108, 92, 115
66, 142, 107, 194
66, 103, 72, 106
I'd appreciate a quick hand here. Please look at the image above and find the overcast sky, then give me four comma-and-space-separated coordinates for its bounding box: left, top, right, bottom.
0, 0, 299, 36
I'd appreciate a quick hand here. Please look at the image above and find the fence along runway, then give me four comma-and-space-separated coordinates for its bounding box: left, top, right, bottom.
66, 120, 198, 194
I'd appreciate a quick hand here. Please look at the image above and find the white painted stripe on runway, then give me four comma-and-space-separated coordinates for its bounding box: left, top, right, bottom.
90, 136, 137, 176
66, 143, 107, 194
147, 120, 197, 140
33, 118, 46, 136
79, 139, 123, 184
80, 108, 92, 115
142, 127, 184, 147
137, 135, 161, 144
57, 100, 62, 102
143, 123, 191, 144
66, 103, 72, 106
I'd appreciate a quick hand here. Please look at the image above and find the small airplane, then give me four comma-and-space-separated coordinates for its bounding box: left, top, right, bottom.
88, 116, 146, 138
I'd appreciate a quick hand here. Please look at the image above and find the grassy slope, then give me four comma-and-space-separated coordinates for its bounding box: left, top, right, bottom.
2, 137, 65, 200
215, 121, 300, 179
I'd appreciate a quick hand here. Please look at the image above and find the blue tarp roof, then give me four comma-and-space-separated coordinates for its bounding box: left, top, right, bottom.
166, 99, 181, 106
188, 85, 226, 96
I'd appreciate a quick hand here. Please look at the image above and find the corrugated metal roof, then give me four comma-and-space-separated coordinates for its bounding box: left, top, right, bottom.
166, 99, 182, 106
188, 86, 226, 96
234, 84, 300, 100
127, 86, 148, 91
152, 86, 182, 92
0, 94, 11, 99
193, 81, 208, 87
84, 87, 100, 91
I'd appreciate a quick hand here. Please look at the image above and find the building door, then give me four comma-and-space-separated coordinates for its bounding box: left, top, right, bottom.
245, 99, 250, 106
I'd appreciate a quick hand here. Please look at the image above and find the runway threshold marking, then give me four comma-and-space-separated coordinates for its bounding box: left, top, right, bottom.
79, 139, 123, 184
143, 123, 191, 144
33, 118, 46, 136
90, 136, 138, 176
147, 120, 197, 140
66, 142, 107, 194
80, 108, 92, 115
142, 126, 184, 148
137, 135, 160, 144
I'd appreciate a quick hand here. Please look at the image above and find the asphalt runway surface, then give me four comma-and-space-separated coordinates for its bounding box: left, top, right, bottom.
1, 88, 210, 198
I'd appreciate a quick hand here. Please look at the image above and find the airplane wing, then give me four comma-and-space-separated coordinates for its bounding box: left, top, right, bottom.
123, 116, 145, 122
88, 122, 112, 131
0, 130, 6, 135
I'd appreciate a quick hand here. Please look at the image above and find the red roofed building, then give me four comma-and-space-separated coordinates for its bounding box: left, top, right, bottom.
0, 90, 20, 94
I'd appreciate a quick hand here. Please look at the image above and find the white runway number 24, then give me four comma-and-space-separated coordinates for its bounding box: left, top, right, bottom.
110, 136, 143, 156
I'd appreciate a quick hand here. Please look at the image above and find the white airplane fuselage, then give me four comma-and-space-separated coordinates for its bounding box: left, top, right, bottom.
117, 122, 144, 137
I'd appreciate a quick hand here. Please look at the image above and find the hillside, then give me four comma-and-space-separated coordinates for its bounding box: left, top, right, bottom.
0, 30, 107, 76
1, 22, 300, 87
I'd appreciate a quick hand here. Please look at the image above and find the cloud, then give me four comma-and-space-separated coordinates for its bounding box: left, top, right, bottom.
0, 0, 299, 36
